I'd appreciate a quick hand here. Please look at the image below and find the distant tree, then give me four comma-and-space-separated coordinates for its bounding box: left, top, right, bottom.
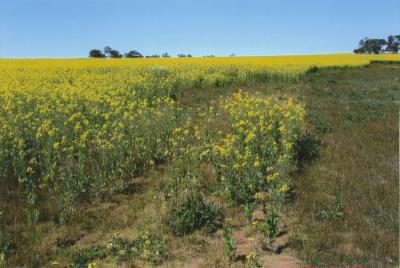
230, 53, 236, 57
386, 35, 399, 53
354, 38, 387, 54
104, 46, 113, 57
353, 39, 366, 54
162, 52, 170, 57
145, 54, 160, 58
353, 47, 365, 54
125, 50, 143, 58
370, 39, 387, 54
177, 54, 186, 57
109, 49, 123, 58
89, 49, 105, 58
102, 46, 122, 58
187, 54, 192, 57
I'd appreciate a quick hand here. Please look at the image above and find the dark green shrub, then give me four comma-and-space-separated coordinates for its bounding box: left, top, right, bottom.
294, 132, 322, 162
168, 194, 221, 236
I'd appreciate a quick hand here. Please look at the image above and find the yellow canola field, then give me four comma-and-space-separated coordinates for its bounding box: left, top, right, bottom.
1, 53, 398, 97
0, 53, 398, 221
1, 53, 399, 69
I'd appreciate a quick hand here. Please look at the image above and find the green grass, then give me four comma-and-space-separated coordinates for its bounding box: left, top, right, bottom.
289, 64, 399, 266
1, 63, 399, 267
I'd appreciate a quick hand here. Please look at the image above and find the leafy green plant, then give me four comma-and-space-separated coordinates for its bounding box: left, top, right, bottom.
107, 232, 168, 263
265, 211, 279, 242
314, 199, 344, 221
168, 194, 221, 236
223, 220, 237, 261
256, 210, 280, 247
71, 232, 168, 267
242, 202, 255, 224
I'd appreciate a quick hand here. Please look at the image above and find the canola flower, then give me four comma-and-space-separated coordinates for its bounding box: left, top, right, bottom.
167, 90, 305, 212
209, 91, 305, 205
0, 69, 182, 221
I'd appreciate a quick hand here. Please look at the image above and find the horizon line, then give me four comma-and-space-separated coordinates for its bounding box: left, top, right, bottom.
0, 52, 355, 59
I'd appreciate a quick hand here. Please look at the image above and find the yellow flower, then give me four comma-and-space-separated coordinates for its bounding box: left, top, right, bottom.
279, 183, 289, 193
245, 132, 256, 143
246, 251, 257, 260
26, 167, 34, 174
53, 142, 60, 150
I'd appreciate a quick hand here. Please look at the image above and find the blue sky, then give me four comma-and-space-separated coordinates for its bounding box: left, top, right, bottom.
1, 0, 399, 58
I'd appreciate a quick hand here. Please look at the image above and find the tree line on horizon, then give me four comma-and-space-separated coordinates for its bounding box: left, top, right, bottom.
353, 35, 400, 54
89, 46, 194, 58
89, 36, 400, 59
